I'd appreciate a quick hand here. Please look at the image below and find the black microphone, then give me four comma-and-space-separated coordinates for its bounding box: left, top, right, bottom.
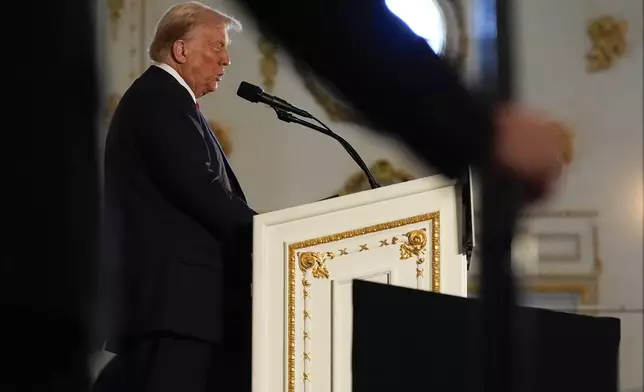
237, 81, 313, 118
236, 81, 380, 190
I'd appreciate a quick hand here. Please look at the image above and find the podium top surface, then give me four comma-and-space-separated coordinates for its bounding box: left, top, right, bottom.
254, 174, 455, 226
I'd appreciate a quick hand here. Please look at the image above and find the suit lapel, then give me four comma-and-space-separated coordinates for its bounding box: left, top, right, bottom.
197, 112, 246, 202
143, 66, 248, 202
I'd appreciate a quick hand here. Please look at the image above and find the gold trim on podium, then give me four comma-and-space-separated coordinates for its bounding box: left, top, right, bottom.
286, 212, 441, 391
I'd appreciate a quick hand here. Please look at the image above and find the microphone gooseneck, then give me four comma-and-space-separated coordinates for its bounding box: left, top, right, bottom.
237, 81, 313, 119
275, 108, 380, 190
236, 81, 380, 190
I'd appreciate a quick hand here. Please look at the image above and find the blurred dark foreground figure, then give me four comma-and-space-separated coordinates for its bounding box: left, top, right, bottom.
16, 0, 571, 391
11, 0, 100, 391
232, 0, 569, 193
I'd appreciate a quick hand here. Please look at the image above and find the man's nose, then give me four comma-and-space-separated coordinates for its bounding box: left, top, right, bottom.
221, 50, 231, 67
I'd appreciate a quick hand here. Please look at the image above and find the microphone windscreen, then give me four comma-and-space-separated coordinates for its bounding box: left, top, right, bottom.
236, 81, 262, 103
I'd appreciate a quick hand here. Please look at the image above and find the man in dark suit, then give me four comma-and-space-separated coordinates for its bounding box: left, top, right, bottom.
95, 3, 254, 391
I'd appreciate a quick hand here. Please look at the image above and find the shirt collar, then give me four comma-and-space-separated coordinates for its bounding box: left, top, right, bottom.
152, 62, 197, 103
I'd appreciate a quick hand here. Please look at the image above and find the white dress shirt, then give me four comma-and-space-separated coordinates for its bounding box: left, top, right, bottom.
152, 62, 197, 103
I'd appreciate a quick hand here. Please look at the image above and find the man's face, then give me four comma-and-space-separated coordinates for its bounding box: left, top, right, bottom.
181, 22, 231, 97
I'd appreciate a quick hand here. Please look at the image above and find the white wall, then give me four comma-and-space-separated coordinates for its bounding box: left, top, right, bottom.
513, 0, 643, 389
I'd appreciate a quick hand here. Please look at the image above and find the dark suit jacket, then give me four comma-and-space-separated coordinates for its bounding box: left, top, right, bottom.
104, 66, 256, 350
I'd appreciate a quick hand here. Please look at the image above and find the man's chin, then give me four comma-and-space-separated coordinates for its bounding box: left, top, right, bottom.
199, 85, 219, 97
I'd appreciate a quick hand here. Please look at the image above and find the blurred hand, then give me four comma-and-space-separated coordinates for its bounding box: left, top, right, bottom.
494, 105, 573, 198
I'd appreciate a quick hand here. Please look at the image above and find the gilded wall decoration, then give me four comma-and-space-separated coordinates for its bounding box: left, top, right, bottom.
107, 0, 125, 40
338, 159, 415, 196
557, 123, 575, 165
258, 37, 277, 93
208, 119, 233, 155
104, 0, 146, 115
288, 212, 440, 391
585, 16, 629, 73
127, 0, 144, 82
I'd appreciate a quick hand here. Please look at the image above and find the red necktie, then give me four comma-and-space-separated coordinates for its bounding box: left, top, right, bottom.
196, 101, 200, 110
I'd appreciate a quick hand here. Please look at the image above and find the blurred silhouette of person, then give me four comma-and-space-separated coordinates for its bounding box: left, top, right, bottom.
12, 0, 99, 391
234, 0, 568, 195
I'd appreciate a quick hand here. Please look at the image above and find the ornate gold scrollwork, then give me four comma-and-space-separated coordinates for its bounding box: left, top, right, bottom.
207, 119, 233, 155
585, 16, 629, 73
258, 37, 278, 93
287, 213, 440, 392
399, 229, 428, 260
298, 251, 330, 279
107, 0, 125, 40
338, 159, 415, 196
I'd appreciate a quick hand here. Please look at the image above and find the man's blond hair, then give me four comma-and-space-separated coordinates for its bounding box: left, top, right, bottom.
149, 1, 242, 62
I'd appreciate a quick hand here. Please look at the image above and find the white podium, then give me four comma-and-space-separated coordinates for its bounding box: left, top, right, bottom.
251, 175, 468, 392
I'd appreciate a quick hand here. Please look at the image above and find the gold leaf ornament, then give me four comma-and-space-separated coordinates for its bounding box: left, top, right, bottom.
207, 120, 233, 156
107, 0, 125, 40
556, 123, 575, 165
258, 37, 278, 93
399, 229, 428, 260
298, 252, 330, 279
338, 159, 415, 196
585, 16, 629, 73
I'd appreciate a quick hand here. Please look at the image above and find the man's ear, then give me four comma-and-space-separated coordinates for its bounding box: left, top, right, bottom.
171, 40, 188, 64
